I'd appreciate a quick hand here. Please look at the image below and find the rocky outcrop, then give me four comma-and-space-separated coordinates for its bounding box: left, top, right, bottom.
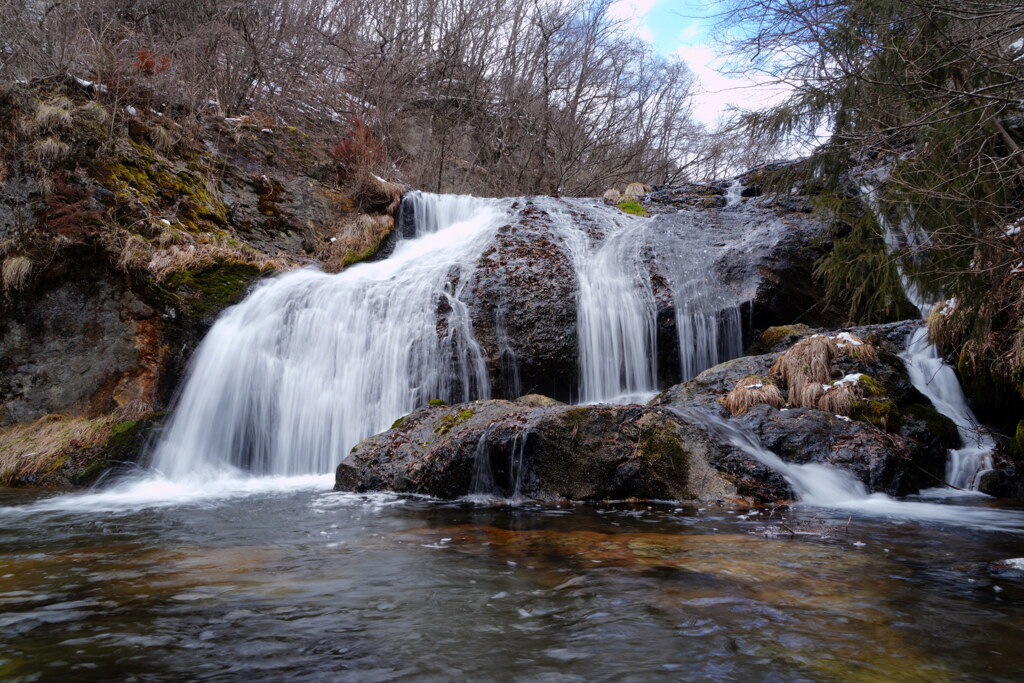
652, 321, 958, 496
464, 204, 580, 400
336, 397, 739, 503
0, 78, 399, 485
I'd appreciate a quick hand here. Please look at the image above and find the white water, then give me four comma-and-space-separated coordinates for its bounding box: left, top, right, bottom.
138, 192, 745, 487
862, 180, 995, 490
153, 192, 503, 479
541, 199, 744, 403
679, 407, 1024, 531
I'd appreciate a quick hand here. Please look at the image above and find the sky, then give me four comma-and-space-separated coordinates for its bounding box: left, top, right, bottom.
607, 0, 788, 128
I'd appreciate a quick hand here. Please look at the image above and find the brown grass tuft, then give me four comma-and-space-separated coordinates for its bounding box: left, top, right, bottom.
78, 100, 109, 124
31, 101, 73, 133
623, 182, 646, 199
818, 377, 866, 415
833, 332, 878, 361
0, 414, 108, 485
322, 213, 394, 272
723, 376, 785, 415
150, 125, 177, 154
31, 136, 71, 166
771, 335, 838, 384
146, 242, 289, 281
603, 188, 622, 204
2, 255, 32, 291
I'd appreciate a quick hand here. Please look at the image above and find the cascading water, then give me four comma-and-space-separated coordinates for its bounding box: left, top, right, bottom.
150, 192, 748, 481
540, 199, 744, 403
861, 180, 995, 491
152, 192, 503, 479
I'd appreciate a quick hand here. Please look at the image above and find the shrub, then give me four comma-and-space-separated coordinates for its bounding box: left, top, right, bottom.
330, 117, 385, 179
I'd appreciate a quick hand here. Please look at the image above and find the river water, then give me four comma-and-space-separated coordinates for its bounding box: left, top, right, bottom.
2, 484, 1023, 681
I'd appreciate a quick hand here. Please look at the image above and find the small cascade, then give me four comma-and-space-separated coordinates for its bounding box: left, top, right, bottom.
541, 199, 745, 403
152, 192, 504, 479
861, 180, 995, 491
724, 178, 743, 207
902, 328, 994, 489
673, 407, 869, 505
466, 429, 528, 503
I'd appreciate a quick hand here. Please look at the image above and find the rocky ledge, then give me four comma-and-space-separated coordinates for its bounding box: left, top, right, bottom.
337, 322, 962, 503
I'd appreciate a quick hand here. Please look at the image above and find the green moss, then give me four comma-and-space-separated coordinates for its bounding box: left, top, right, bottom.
905, 402, 960, 448
165, 262, 267, 317
390, 415, 407, 430
849, 398, 900, 431
617, 200, 648, 216
1008, 420, 1024, 463
761, 324, 814, 349
428, 398, 447, 406
640, 424, 689, 473
858, 375, 887, 398
433, 408, 475, 435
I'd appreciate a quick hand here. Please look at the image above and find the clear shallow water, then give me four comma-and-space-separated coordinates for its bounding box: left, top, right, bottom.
2, 486, 1023, 681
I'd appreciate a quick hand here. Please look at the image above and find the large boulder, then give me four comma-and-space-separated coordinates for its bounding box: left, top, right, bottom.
336, 396, 739, 503
463, 204, 580, 400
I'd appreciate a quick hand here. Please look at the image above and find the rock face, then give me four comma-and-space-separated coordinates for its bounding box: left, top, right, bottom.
0, 79, 397, 485
337, 320, 962, 505
464, 204, 580, 400
461, 187, 845, 402
336, 397, 739, 503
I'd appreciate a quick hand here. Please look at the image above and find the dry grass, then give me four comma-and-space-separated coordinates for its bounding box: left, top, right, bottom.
818, 377, 866, 415
30, 101, 73, 133
2, 255, 32, 291
352, 172, 403, 214
770, 334, 839, 407
0, 414, 110, 485
603, 188, 621, 204
791, 380, 826, 409
117, 234, 151, 271
322, 213, 394, 272
723, 376, 785, 415
78, 100, 109, 124
146, 242, 289, 281
833, 332, 878, 361
150, 125, 177, 154
31, 136, 70, 166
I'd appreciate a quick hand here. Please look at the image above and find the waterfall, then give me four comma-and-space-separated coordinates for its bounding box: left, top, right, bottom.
540, 199, 744, 403
152, 192, 503, 478
861, 180, 995, 490
151, 193, 748, 479
673, 407, 870, 506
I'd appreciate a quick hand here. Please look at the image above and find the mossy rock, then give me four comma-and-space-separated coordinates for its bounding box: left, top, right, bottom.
617, 200, 648, 216
761, 324, 815, 351
1008, 420, 1024, 463
164, 261, 269, 318
849, 398, 901, 431
434, 409, 475, 435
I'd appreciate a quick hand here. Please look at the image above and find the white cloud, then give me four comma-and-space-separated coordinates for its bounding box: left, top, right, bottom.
674, 44, 790, 127
608, 0, 657, 42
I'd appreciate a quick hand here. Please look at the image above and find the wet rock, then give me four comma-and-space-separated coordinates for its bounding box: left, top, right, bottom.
464, 206, 580, 401
336, 398, 739, 503
650, 322, 957, 496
